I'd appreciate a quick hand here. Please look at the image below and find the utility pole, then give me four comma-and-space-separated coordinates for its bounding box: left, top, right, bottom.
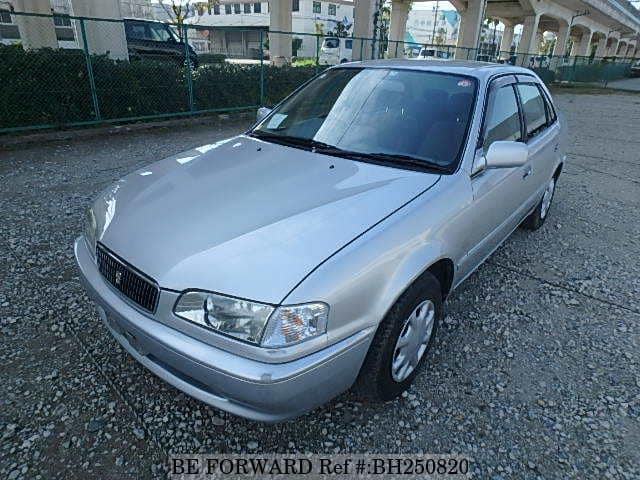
431, 0, 440, 44
473, 0, 487, 57
565, 9, 590, 55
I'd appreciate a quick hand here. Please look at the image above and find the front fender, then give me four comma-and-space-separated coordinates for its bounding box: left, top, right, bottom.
283, 175, 471, 349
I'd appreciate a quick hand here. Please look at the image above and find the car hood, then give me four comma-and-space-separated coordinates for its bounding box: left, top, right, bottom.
94, 135, 440, 304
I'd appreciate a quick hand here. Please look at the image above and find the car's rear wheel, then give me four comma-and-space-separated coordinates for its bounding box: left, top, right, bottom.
522, 176, 556, 230
354, 272, 441, 402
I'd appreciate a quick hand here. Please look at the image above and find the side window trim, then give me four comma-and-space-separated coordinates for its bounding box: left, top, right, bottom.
512, 83, 527, 142
538, 85, 557, 126
516, 82, 549, 142
476, 74, 519, 150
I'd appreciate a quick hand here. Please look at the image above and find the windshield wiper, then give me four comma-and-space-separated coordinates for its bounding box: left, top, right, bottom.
248, 131, 333, 150
363, 152, 451, 173
313, 147, 450, 173
250, 131, 449, 173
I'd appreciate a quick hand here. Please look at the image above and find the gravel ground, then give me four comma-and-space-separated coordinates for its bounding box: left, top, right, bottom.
1, 91, 639, 479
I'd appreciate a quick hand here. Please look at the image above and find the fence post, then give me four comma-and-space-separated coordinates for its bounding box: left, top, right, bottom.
259, 30, 265, 106
184, 25, 195, 111
394, 41, 399, 58
79, 18, 101, 121
315, 34, 320, 74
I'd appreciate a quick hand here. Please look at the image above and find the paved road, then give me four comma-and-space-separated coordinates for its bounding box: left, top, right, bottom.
607, 76, 640, 91
1, 91, 639, 479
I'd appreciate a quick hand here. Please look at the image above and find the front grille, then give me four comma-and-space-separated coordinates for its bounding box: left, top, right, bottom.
96, 244, 159, 313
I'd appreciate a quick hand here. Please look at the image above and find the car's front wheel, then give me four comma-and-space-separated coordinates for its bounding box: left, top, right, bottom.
522, 176, 556, 230
354, 272, 441, 402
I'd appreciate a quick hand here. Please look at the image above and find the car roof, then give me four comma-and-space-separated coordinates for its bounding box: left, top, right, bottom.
340, 59, 536, 81
123, 18, 167, 24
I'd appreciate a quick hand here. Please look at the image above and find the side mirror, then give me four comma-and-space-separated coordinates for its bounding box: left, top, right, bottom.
486, 140, 528, 167
472, 141, 528, 176
256, 107, 272, 122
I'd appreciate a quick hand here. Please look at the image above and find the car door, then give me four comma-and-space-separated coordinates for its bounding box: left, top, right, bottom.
459, 75, 531, 275
514, 78, 560, 206
125, 21, 176, 61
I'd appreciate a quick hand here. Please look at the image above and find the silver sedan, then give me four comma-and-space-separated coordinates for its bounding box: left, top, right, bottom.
75, 60, 566, 421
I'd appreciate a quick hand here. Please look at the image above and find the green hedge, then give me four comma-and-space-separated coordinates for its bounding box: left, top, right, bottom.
531, 68, 556, 85
0, 44, 321, 130
556, 61, 632, 83
197, 53, 227, 64
0, 45, 95, 127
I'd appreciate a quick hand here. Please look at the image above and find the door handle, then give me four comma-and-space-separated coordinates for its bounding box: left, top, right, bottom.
523, 166, 532, 179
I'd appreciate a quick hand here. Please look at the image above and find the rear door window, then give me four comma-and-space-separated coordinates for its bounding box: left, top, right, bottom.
516, 83, 547, 138
539, 87, 557, 125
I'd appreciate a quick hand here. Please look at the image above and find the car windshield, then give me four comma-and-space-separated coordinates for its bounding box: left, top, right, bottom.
323, 38, 339, 48
251, 68, 477, 172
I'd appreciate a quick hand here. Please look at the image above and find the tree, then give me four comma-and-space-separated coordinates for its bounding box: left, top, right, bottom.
158, 0, 218, 41
328, 21, 352, 38
540, 37, 556, 56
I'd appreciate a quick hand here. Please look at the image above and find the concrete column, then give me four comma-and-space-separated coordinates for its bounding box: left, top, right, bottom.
626, 43, 635, 58
71, 0, 128, 60
268, 0, 292, 65
516, 14, 540, 65
572, 30, 592, 57
616, 42, 626, 57
553, 22, 570, 57
13, 0, 58, 49
535, 30, 543, 50
353, 0, 377, 60
569, 35, 579, 56
455, 0, 485, 60
388, 0, 410, 58
595, 36, 607, 57
499, 22, 514, 59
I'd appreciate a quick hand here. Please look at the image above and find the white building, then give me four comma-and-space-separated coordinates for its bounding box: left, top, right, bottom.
406, 8, 458, 46
187, 0, 354, 58
0, 0, 77, 46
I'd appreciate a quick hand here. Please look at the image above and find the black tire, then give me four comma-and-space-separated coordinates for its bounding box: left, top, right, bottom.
522, 175, 557, 231
340, 58, 348, 64
354, 272, 442, 402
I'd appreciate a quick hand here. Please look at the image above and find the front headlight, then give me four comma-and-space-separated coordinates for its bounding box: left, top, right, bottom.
174, 291, 274, 344
84, 206, 97, 255
173, 291, 328, 347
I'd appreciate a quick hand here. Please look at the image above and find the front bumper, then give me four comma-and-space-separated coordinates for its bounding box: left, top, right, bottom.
74, 237, 373, 422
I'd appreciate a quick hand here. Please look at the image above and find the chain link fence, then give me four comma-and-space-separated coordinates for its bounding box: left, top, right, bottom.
1, 11, 638, 133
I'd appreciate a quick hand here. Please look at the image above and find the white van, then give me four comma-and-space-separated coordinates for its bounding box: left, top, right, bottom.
319, 37, 353, 65
417, 48, 451, 60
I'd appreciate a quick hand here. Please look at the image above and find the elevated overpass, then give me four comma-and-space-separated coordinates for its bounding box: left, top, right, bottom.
384, 0, 640, 60
264, 0, 640, 63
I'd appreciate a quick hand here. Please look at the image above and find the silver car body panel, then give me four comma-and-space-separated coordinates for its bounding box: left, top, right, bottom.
76, 237, 374, 421
75, 61, 567, 421
94, 135, 440, 304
